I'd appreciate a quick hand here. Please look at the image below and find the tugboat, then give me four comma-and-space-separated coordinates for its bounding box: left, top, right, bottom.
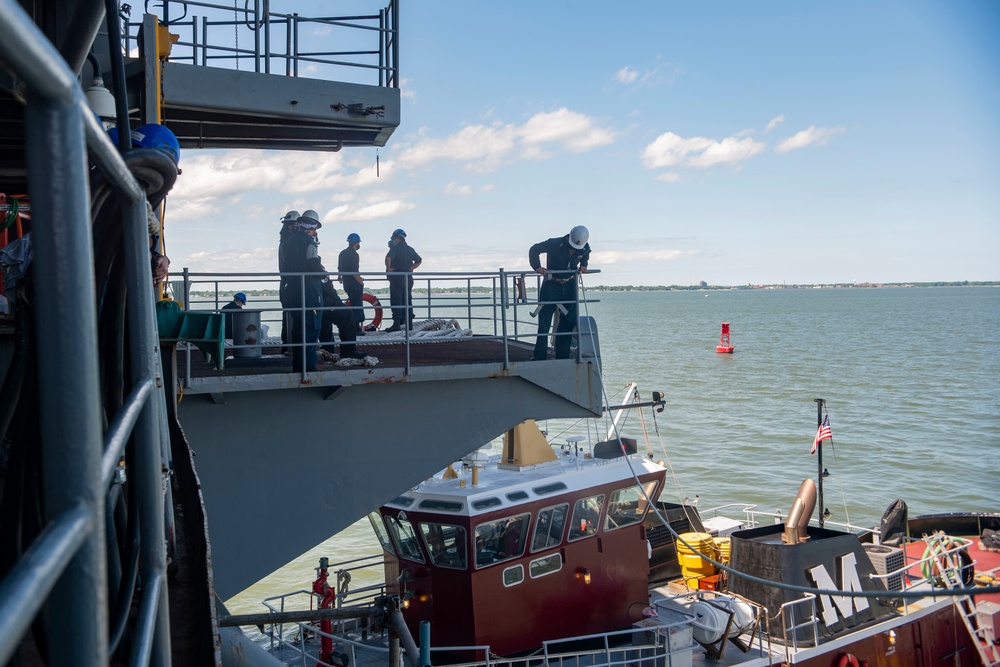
254, 388, 1000, 667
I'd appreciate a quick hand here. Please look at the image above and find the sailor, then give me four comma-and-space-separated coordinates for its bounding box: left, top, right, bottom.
277, 210, 300, 353
221, 292, 246, 339
278, 210, 324, 372
338, 232, 366, 332
528, 226, 590, 360
384, 229, 422, 332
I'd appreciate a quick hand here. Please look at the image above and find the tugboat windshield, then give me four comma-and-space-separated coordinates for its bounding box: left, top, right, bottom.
419, 523, 468, 569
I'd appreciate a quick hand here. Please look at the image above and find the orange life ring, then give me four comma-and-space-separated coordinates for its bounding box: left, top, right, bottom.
837, 653, 860, 667
345, 291, 383, 329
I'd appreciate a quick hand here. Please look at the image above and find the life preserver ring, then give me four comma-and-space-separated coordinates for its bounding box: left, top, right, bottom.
345, 291, 383, 329
837, 653, 860, 667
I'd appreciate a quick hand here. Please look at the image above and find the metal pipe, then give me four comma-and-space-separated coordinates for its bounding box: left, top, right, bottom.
122, 189, 172, 666
59, 0, 107, 76
390, 609, 420, 667
101, 376, 154, 485
219, 605, 378, 627
27, 80, 109, 665
0, 503, 92, 665
104, 0, 132, 147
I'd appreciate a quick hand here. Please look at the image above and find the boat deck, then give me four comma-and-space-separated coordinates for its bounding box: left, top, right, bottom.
178, 335, 537, 379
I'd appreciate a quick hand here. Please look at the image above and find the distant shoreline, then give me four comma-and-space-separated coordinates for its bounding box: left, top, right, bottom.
191, 280, 998, 298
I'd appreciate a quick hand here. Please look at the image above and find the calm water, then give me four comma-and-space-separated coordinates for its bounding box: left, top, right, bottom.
227, 285, 1000, 612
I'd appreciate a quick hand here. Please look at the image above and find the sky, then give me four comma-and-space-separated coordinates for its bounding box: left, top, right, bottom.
164, 1, 1000, 287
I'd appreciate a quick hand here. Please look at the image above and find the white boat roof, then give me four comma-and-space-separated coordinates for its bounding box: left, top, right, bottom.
384, 447, 665, 518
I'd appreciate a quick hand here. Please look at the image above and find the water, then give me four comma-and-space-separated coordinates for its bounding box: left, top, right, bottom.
227, 285, 1000, 613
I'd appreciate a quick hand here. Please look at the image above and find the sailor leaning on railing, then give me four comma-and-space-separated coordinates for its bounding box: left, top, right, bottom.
529, 225, 591, 360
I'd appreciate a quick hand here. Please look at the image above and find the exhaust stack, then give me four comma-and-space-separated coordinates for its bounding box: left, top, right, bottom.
783, 479, 816, 543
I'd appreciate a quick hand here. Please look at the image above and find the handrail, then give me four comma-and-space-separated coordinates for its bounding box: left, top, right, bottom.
0, 0, 173, 664
171, 267, 597, 383
0, 502, 92, 663
125, 0, 399, 86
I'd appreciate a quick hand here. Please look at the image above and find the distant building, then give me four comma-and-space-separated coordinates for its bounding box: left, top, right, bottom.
699, 280, 708, 287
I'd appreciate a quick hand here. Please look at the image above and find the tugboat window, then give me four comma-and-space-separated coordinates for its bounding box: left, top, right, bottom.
531, 503, 569, 552
473, 513, 530, 568
604, 482, 658, 532
367, 512, 396, 555
506, 491, 529, 502
568, 494, 605, 541
529, 554, 562, 579
419, 522, 468, 569
385, 513, 425, 563
472, 497, 502, 510
418, 499, 464, 512
503, 565, 525, 587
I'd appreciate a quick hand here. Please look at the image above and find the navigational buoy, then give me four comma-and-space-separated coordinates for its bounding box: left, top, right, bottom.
716, 322, 734, 353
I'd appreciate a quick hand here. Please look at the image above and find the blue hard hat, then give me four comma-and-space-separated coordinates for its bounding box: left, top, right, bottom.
392, 228, 406, 238
234, 292, 247, 303
130, 123, 180, 163
107, 126, 119, 145
347, 233, 361, 244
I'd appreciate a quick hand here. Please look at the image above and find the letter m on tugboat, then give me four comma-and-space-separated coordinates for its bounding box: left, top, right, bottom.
807, 552, 871, 626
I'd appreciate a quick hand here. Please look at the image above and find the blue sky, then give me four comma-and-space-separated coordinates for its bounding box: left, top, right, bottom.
166, 1, 999, 286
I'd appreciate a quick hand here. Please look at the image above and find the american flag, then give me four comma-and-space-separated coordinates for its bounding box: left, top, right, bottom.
811, 415, 832, 454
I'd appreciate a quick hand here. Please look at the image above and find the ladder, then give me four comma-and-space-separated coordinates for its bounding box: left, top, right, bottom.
925, 532, 1000, 666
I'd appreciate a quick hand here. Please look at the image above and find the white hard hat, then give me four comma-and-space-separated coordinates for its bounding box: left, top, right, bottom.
568, 225, 589, 249
298, 210, 322, 229
280, 210, 300, 224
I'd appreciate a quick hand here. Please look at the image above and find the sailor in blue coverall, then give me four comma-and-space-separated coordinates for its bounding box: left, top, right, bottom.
528, 226, 591, 360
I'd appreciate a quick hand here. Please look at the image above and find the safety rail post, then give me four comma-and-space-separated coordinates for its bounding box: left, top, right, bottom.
498, 270, 510, 369
122, 190, 172, 666
4, 7, 110, 659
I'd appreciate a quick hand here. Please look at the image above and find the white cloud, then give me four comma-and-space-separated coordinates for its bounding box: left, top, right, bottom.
616, 67, 639, 84
593, 249, 700, 264
334, 199, 415, 222
775, 125, 846, 153
641, 132, 765, 170
765, 115, 785, 132
655, 172, 681, 183
394, 108, 615, 172
519, 108, 615, 153
613, 59, 680, 88
444, 182, 495, 196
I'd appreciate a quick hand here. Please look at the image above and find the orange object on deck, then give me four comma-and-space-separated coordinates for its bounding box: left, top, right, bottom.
716, 322, 734, 353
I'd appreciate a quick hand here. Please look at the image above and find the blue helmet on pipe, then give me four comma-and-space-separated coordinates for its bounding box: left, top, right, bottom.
347, 233, 361, 244
130, 123, 180, 163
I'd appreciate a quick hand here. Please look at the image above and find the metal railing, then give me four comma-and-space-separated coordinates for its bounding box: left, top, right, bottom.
0, 1, 172, 664
124, 0, 399, 86
170, 267, 598, 383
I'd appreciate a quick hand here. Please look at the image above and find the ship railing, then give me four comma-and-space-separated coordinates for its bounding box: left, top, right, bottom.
0, 1, 173, 664
779, 594, 820, 659
704, 503, 878, 536
541, 619, 697, 667
880, 533, 977, 616
171, 266, 598, 383
333, 554, 388, 608
124, 0, 399, 86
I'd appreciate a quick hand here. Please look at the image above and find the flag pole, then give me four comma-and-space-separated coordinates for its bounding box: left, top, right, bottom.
814, 398, 825, 528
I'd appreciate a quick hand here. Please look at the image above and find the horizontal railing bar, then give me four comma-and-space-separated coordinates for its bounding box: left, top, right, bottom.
101, 376, 155, 487
0, 502, 93, 665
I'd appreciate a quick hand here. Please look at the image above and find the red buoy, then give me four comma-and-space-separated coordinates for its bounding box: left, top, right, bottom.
716, 322, 734, 353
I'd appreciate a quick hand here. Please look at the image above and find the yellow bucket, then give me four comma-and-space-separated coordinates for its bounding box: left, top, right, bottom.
713, 537, 731, 564
677, 532, 716, 586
